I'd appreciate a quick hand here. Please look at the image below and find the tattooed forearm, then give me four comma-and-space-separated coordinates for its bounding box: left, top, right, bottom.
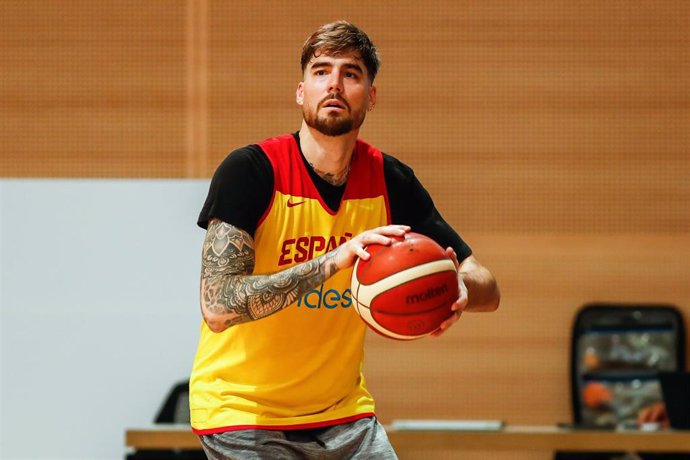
200, 219, 341, 331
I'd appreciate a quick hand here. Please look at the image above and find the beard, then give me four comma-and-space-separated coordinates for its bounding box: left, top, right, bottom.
302, 94, 367, 137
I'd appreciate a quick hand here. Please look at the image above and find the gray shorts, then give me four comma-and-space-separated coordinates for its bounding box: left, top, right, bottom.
198, 416, 398, 460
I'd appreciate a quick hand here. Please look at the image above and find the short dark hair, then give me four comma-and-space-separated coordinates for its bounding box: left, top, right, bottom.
300, 20, 381, 82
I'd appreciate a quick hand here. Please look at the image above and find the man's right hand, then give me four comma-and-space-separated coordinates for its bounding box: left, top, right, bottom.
333, 225, 410, 270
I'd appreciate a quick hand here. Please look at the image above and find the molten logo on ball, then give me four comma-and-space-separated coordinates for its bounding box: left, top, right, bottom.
350, 232, 459, 340
406, 285, 449, 305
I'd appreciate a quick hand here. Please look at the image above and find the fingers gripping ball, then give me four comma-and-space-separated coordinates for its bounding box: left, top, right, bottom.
350, 232, 459, 340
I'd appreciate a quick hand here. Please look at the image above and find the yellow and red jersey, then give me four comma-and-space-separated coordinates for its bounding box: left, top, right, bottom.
190, 134, 391, 434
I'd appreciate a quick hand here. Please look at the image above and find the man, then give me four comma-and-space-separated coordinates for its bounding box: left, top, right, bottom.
190, 20, 500, 459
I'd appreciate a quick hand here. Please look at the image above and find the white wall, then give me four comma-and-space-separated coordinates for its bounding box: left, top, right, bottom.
0, 179, 210, 460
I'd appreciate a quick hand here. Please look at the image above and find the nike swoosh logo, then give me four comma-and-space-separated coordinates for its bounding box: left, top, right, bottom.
287, 199, 305, 208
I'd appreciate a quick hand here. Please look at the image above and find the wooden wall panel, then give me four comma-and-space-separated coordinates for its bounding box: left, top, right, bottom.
207, 0, 690, 233
3, 1, 688, 230
0, 0, 187, 177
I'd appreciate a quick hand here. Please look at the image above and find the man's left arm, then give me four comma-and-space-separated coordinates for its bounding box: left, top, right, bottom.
431, 252, 500, 337
458, 254, 500, 312
381, 154, 500, 322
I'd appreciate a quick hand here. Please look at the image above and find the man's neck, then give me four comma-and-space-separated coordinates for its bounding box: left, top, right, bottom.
298, 122, 359, 177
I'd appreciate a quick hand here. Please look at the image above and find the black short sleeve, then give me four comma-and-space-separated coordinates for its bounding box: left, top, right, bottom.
383, 153, 472, 261
197, 145, 274, 235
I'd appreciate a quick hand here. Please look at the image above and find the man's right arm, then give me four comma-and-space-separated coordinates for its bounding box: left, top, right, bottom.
200, 218, 409, 333
200, 219, 339, 332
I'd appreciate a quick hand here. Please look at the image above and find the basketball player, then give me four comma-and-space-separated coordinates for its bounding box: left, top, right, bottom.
190, 20, 500, 459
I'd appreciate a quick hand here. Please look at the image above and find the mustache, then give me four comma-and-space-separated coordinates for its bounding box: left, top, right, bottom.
318, 93, 350, 111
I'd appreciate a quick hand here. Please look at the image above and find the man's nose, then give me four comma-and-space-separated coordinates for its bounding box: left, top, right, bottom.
327, 72, 343, 93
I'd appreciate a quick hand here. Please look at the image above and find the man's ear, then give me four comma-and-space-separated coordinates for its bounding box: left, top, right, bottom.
296, 82, 304, 105
369, 84, 377, 110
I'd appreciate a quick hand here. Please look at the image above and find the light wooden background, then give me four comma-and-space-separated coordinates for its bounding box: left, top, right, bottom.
2, 1, 689, 459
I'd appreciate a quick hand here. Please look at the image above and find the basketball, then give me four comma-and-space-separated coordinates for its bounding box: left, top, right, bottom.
350, 232, 459, 340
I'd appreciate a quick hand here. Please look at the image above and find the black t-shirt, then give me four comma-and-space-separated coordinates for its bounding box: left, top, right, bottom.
198, 133, 472, 260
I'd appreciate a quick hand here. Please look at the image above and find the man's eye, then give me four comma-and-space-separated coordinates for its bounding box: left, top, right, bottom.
314, 70, 327, 76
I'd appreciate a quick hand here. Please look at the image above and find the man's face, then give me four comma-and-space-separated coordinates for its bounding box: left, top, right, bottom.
296, 51, 377, 137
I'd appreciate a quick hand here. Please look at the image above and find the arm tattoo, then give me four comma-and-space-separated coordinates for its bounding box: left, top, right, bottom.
201, 219, 340, 329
